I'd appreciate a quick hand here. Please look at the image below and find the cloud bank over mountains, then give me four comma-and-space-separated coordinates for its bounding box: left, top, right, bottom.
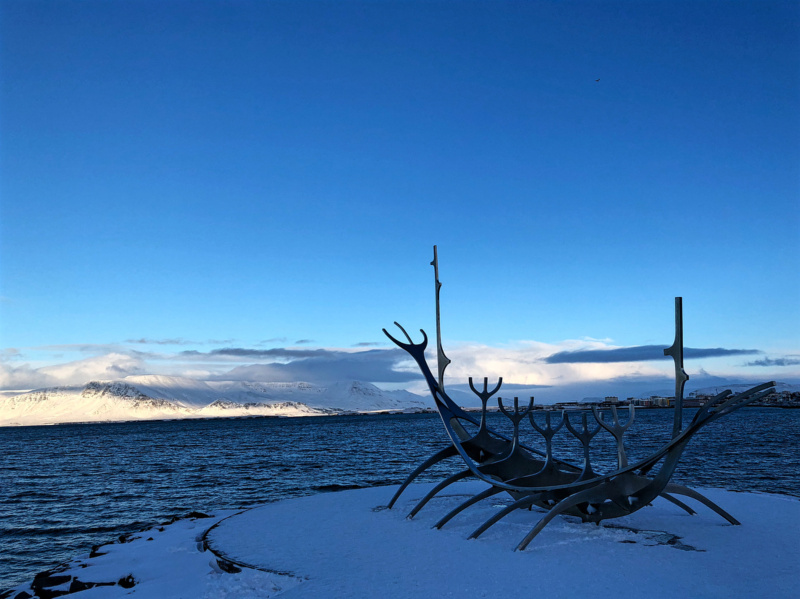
208, 348, 417, 384
2, 336, 798, 402
745, 356, 800, 367
544, 345, 761, 364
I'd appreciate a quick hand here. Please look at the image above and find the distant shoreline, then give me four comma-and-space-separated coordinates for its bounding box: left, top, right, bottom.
2, 403, 797, 429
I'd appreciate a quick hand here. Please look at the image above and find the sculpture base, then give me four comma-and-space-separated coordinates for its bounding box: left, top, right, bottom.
205, 481, 797, 598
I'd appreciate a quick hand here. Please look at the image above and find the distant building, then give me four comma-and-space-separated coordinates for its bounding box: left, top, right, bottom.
649, 396, 671, 407
579, 397, 604, 405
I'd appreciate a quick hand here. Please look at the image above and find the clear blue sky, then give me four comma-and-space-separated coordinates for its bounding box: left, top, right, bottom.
1, 1, 798, 394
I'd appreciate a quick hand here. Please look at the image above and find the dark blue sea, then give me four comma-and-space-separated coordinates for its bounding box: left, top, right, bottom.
1, 408, 799, 591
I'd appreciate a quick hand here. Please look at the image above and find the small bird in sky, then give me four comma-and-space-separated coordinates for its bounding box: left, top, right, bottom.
595, 78, 600, 82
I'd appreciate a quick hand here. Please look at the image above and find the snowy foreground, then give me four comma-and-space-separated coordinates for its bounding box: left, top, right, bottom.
8, 482, 799, 599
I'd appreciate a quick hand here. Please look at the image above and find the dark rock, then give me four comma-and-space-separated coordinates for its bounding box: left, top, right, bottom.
147, 537, 154, 541
13, 592, 33, 599
185, 511, 211, 519
216, 558, 242, 574
159, 511, 211, 526
311, 483, 364, 493
32, 573, 70, 586
89, 545, 107, 558
117, 575, 136, 589
69, 580, 115, 593
30, 584, 70, 599
68, 580, 94, 593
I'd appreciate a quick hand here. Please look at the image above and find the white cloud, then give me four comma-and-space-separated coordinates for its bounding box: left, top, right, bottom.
0, 353, 147, 390
0, 363, 53, 390
436, 340, 667, 389
1, 336, 794, 399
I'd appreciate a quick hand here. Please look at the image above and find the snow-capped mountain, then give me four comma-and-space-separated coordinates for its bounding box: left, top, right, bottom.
305, 380, 427, 412
0, 381, 189, 426
122, 375, 224, 407
0, 376, 429, 427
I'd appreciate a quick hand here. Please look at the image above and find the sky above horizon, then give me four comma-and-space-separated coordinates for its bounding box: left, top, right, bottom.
1, 1, 798, 398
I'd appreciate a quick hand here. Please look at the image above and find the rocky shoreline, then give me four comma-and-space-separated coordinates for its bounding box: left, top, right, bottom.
2, 510, 291, 599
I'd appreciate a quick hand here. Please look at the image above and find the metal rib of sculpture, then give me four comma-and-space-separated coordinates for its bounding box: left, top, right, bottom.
384, 247, 775, 550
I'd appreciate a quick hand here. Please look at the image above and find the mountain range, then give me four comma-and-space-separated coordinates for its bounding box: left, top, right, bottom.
0, 376, 428, 427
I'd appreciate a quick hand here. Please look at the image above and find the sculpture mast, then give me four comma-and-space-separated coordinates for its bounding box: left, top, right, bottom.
664, 297, 689, 438
431, 246, 451, 391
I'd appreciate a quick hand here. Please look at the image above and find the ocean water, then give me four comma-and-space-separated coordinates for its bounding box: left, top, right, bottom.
1, 408, 798, 591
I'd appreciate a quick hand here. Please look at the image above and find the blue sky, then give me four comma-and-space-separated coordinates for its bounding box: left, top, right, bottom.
1, 1, 798, 397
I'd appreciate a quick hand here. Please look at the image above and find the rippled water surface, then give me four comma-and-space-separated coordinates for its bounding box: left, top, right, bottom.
1, 408, 798, 590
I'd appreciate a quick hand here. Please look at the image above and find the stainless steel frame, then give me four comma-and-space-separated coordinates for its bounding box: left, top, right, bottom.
384, 246, 774, 550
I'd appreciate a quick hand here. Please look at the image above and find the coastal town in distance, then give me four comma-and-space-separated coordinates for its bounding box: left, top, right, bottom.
457, 386, 800, 413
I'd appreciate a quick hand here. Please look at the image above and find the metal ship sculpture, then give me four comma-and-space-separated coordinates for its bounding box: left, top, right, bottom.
384, 247, 774, 550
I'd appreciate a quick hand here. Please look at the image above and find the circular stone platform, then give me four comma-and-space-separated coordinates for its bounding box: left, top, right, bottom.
205, 481, 799, 598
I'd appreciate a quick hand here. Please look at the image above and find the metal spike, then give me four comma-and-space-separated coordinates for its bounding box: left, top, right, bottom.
431, 245, 451, 390
664, 297, 689, 437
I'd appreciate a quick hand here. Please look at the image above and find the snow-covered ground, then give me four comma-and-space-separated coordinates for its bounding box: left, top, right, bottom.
0, 376, 427, 426
8, 482, 799, 598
